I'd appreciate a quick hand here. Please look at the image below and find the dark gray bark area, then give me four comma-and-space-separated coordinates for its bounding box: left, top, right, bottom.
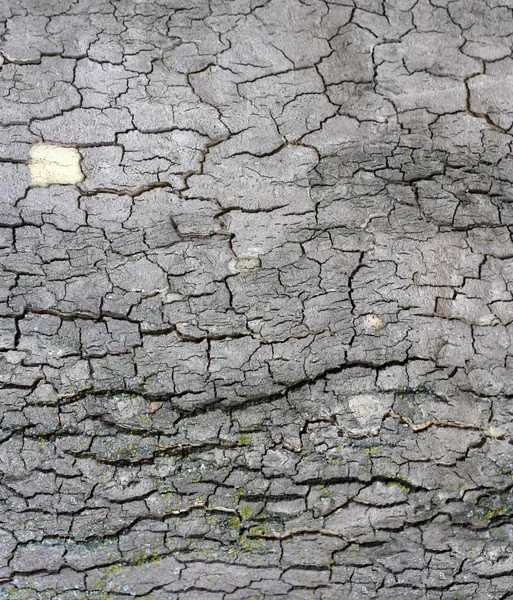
0, 0, 512, 597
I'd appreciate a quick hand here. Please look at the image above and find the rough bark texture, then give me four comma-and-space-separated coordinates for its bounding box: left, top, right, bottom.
0, 0, 512, 598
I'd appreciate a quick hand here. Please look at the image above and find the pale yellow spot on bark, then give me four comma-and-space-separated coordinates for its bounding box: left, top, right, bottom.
29, 143, 84, 186
364, 313, 385, 332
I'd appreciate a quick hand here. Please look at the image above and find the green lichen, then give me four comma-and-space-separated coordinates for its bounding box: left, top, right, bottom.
228, 516, 242, 528
239, 503, 253, 520
239, 433, 251, 446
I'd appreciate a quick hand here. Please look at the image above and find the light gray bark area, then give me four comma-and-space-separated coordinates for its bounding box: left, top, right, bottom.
0, 0, 512, 598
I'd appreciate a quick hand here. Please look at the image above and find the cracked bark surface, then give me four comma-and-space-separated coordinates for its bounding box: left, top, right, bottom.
1, 0, 513, 598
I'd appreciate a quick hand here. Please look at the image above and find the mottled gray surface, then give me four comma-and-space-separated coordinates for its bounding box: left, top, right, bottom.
1, 0, 513, 598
